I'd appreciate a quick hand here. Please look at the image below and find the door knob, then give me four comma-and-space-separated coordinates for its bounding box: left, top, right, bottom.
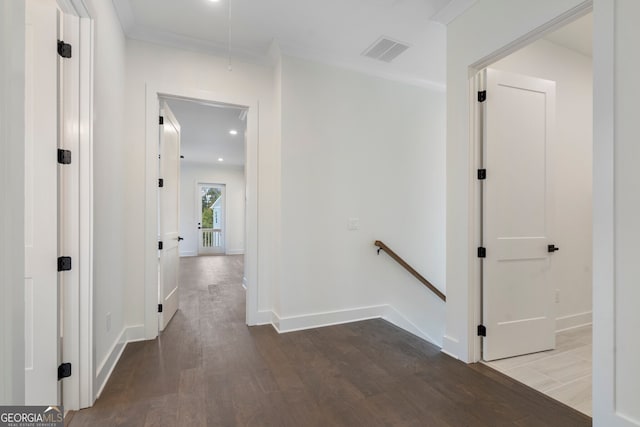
548, 244, 559, 253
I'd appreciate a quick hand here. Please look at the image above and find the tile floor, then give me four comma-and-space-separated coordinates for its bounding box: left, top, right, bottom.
484, 325, 592, 416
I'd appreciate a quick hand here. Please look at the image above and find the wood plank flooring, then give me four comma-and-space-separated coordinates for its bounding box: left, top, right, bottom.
67, 255, 591, 426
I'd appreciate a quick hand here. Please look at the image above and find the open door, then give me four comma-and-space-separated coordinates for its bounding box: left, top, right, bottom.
24, 0, 59, 404
158, 102, 181, 331
481, 68, 557, 361
197, 183, 225, 255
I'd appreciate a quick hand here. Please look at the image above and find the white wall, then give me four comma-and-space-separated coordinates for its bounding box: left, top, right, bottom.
492, 39, 593, 331
88, 0, 128, 388
0, 0, 25, 405
445, 0, 589, 362
123, 39, 279, 325
179, 162, 245, 256
278, 55, 446, 343
450, 0, 640, 425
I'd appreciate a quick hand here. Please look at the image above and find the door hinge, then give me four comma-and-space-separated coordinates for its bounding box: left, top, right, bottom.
158, 178, 164, 188
57, 256, 72, 272
159, 116, 164, 125
158, 241, 163, 250
478, 90, 486, 103
477, 169, 486, 180
158, 304, 163, 313
477, 247, 486, 258
58, 363, 72, 380
57, 40, 72, 58
57, 149, 72, 165
477, 325, 487, 337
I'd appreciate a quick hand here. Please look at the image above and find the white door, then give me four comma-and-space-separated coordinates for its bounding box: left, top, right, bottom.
482, 68, 557, 361
197, 183, 225, 255
158, 103, 181, 331
24, 0, 59, 404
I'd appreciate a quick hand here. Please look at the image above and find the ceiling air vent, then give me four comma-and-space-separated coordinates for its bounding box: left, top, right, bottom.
362, 37, 410, 63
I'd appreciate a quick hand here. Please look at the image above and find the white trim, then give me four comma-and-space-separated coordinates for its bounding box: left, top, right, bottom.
466, 1, 593, 364
53, 0, 94, 410
591, 1, 621, 425
431, 0, 478, 25
440, 347, 460, 360
77, 14, 94, 410
555, 311, 592, 333
59, 8, 82, 411
145, 85, 260, 340
179, 251, 197, 257
94, 325, 145, 399
94, 329, 125, 398
382, 305, 441, 347
124, 325, 147, 343
255, 309, 272, 325
442, 335, 462, 359
273, 305, 385, 333
226, 249, 245, 255
264, 305, 442, 348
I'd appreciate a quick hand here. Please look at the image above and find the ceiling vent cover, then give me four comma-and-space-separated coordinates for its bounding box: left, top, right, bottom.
362, 37, 410, 62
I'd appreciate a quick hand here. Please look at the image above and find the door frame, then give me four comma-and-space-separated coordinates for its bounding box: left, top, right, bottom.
144, 85, 260, 339
467, 3, 593, 363
55, 0, 94, 410
196, 182, 226, 255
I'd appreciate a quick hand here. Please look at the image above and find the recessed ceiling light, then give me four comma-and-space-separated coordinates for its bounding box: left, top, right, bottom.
218, 158, 224, 162
229, 129, 238, 135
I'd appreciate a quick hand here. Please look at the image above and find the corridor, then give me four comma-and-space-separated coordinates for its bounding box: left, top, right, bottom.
67, 255, 590, 426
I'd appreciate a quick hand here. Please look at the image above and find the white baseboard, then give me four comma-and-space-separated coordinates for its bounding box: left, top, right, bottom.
273, 305, 386, 333
382, 306, 441, 347
125, 324, 146, 343
255, 310, 274, 326
261, 305, 442, 349
95, 324, 147, 399
95, 330, 127, 399
179, 251, 197, 257
226, 249, 245, 255
442, 335, 461, 360
556, 311, 592, 332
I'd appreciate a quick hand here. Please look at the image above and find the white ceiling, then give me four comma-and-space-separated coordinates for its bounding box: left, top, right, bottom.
165, 98, 246, 167
544, 13, 592, 57
113, 0, 478, 88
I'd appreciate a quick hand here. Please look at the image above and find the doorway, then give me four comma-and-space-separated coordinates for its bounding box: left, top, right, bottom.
145, 93, 252, 337
198, 183, 226, 255
475, 13, 593, 416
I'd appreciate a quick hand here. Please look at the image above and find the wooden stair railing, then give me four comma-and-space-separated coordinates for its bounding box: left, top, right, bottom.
374, 240, 446, 302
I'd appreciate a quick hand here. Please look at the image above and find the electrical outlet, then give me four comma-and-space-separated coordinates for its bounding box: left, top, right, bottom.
106, 312, 111, 332
555, 289, 560, 303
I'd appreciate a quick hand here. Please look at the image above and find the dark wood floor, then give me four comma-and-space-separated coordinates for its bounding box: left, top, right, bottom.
68, 255, 591, 426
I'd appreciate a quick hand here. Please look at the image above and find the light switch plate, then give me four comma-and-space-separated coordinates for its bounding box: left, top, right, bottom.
348, 218, 360, 231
